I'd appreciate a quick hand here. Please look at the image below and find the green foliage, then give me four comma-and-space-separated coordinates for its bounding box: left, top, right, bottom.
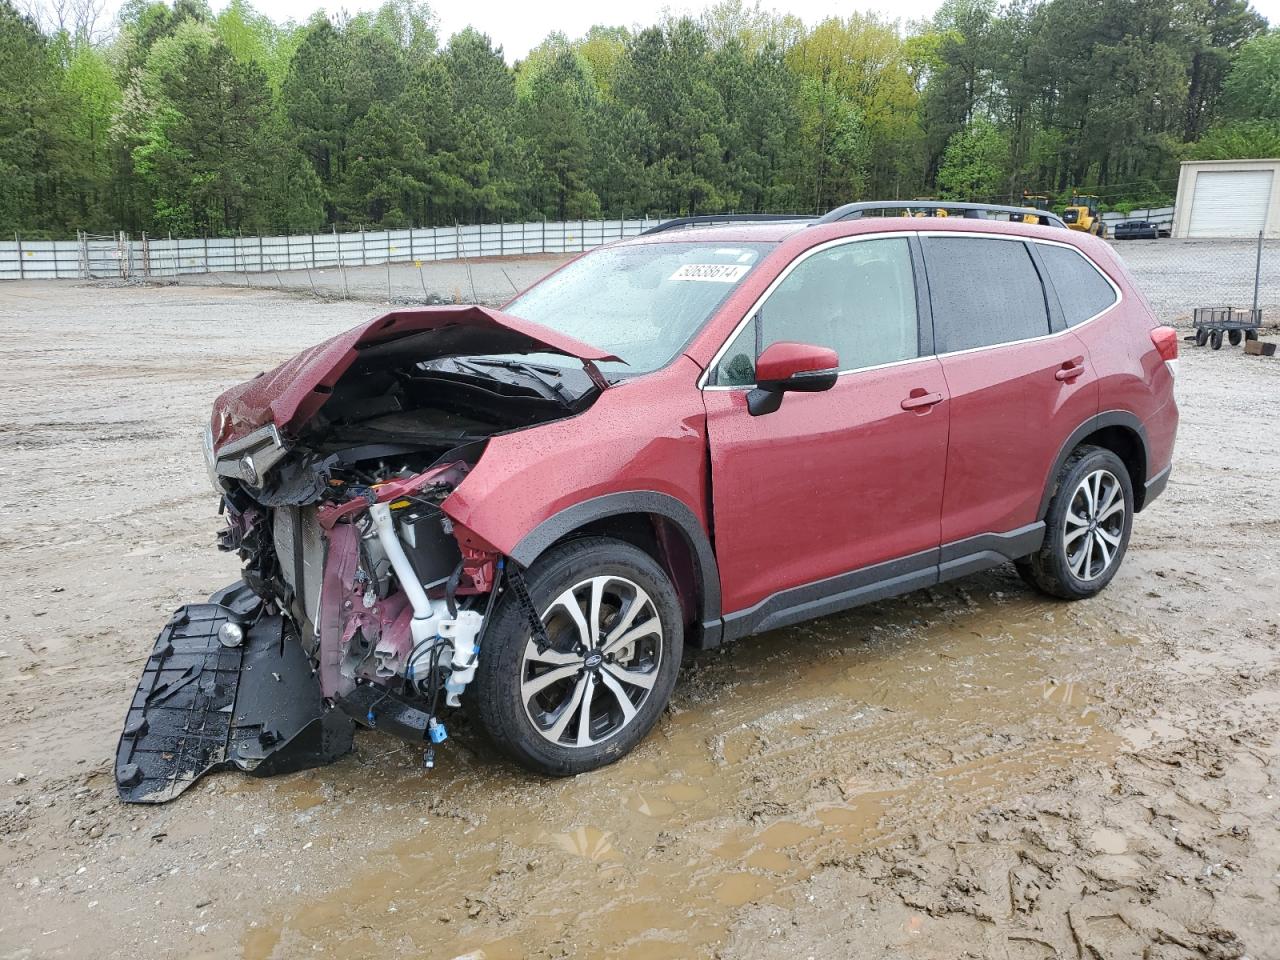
1, 0, 1272, 236
520, 48, 600, 219
0, 2, 53, 231
1185, 119, 1280, 158
937, 119, 1008, 198
1223, 30, 1280, 119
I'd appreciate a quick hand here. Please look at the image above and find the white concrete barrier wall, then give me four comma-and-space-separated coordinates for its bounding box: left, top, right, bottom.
0, 218, 672, 281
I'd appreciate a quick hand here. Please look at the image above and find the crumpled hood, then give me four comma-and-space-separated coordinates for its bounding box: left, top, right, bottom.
210, 305, 619, 450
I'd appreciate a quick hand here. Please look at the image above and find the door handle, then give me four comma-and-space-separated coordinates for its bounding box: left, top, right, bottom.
900, 390, 944, 411
1055, 357, 1086, 381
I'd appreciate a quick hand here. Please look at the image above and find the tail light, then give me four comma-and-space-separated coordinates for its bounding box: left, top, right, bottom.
1151, 325, 1179, 376
1150, 326, 1178, 360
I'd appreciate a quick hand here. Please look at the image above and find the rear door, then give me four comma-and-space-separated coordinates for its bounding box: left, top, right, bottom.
703, 235, 949, 625
921, 235, 1099, 549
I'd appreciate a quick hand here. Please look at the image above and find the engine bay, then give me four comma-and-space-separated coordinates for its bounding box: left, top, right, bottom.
212, 352, 601, 766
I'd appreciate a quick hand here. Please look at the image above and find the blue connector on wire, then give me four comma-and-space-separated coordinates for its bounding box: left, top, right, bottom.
423, 720, 448, 769
428, 718, 448, 743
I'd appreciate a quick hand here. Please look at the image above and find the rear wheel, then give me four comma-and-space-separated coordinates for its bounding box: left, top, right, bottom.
1245, 329, 1259, 342
1228, 329, 1243, 346
470, 537, 683, 776
1016, 445, 1133, 600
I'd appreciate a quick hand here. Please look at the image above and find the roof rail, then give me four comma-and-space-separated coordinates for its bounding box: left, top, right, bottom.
815, 201, 1066, 229
640, 213, 811, 236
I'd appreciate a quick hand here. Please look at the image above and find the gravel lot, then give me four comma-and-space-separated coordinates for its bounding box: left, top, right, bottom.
0, 265, 1278, 960
177, 252, 574, 306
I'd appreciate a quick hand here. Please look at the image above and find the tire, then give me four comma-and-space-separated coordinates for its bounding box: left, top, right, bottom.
1228, 329, 1243, 346
1195, 328, 1208, 347
1245, 329, 1259, 342
1015, 445, 1134, 601
469, 537, 683, 776
1210, 330, 1223, 350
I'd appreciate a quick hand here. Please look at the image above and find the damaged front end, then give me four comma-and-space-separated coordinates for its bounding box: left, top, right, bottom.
116, 306, 615, 803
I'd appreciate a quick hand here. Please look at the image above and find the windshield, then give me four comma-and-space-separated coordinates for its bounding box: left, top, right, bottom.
505, 241, 775, 375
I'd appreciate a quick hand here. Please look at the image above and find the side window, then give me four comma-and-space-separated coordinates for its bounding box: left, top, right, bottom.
1036, 244, 1118, 326
923, 237, 1050, 352
711, 238, 918, 385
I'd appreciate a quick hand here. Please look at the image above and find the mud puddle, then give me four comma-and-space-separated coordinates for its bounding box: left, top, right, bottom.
239, 591, 1134, 959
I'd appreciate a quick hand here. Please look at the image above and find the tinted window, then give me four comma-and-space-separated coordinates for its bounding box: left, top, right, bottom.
923, 237, 1050, 352
1037, 244, 1117, 326
712, 238, 918, 385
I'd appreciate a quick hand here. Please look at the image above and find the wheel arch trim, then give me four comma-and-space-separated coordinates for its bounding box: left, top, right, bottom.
1038, 411, 1151, 519
509, 491, 722, 630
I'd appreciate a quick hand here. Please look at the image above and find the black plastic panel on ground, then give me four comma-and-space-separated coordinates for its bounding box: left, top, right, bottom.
115, 604, 248, 804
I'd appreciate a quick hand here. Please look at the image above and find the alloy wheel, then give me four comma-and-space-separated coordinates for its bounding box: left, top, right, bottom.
1062, 468, 1126, 582
520, 575, 663, 748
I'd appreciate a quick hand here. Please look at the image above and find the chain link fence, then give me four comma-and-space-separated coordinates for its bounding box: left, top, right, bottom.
1114, 234, 1274, 332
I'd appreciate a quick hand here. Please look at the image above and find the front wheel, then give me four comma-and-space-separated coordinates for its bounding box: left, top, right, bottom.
470, 537, 683, 776
1016, 445, 1133, 600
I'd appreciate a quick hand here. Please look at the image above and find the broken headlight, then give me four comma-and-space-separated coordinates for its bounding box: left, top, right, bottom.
202, 422, 220, 493
204, 423, 288, 490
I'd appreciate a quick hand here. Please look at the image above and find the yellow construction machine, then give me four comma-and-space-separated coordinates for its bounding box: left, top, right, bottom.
1017, 192, 1051, 223
899, 198, 949, 218
1062, 194, 1107, 237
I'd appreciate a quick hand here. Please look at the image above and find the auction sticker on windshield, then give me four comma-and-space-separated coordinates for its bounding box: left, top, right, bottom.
669, 263, 752, 283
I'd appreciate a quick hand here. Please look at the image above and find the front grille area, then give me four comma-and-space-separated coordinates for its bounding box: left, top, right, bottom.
272, 505, 325, 633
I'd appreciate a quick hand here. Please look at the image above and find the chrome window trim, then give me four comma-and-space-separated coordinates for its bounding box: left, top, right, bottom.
700, 230, 1123, 391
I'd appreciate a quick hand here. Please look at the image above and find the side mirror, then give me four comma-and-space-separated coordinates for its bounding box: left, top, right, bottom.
747, 341, 840, 416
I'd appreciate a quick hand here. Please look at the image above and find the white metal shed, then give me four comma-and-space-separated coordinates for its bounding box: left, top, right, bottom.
1173, 159, 1280, 238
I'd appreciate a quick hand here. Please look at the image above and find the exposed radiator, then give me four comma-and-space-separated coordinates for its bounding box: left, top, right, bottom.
272, 505, 325, 633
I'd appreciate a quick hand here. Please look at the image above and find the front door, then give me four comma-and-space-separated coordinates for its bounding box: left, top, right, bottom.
702, 235, 949, 631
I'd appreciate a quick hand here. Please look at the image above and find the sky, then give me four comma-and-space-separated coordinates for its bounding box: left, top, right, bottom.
94, 0, 1279, 63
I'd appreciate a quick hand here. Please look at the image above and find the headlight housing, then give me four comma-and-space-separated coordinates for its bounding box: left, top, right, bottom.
202, 422, 220, 493
204, 422, 288, 490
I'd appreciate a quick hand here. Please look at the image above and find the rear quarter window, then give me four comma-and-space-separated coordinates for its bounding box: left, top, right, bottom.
923, 237, 1050, 352
1036, 244, 1118, 326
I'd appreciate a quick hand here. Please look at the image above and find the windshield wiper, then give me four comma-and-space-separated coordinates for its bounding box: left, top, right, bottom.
454, 358, 573, 402
464, 357, 564, 376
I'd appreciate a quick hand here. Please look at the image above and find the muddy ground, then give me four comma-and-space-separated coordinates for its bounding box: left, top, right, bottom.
0, 278, 1277, 960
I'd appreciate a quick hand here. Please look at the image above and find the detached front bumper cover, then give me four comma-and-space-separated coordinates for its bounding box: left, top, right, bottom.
115, 582, 354, 804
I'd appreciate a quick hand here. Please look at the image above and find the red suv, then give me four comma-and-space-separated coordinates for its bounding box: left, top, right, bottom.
116, 204, 1178, 801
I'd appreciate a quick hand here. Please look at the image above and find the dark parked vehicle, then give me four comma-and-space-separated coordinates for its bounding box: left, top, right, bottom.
1113, 220, 1161, 240
116, 203, 1179, 802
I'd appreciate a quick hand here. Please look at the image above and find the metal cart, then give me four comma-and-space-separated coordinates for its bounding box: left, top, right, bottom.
1191, 306, 1262, 350
1188, 230, 1266, 350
